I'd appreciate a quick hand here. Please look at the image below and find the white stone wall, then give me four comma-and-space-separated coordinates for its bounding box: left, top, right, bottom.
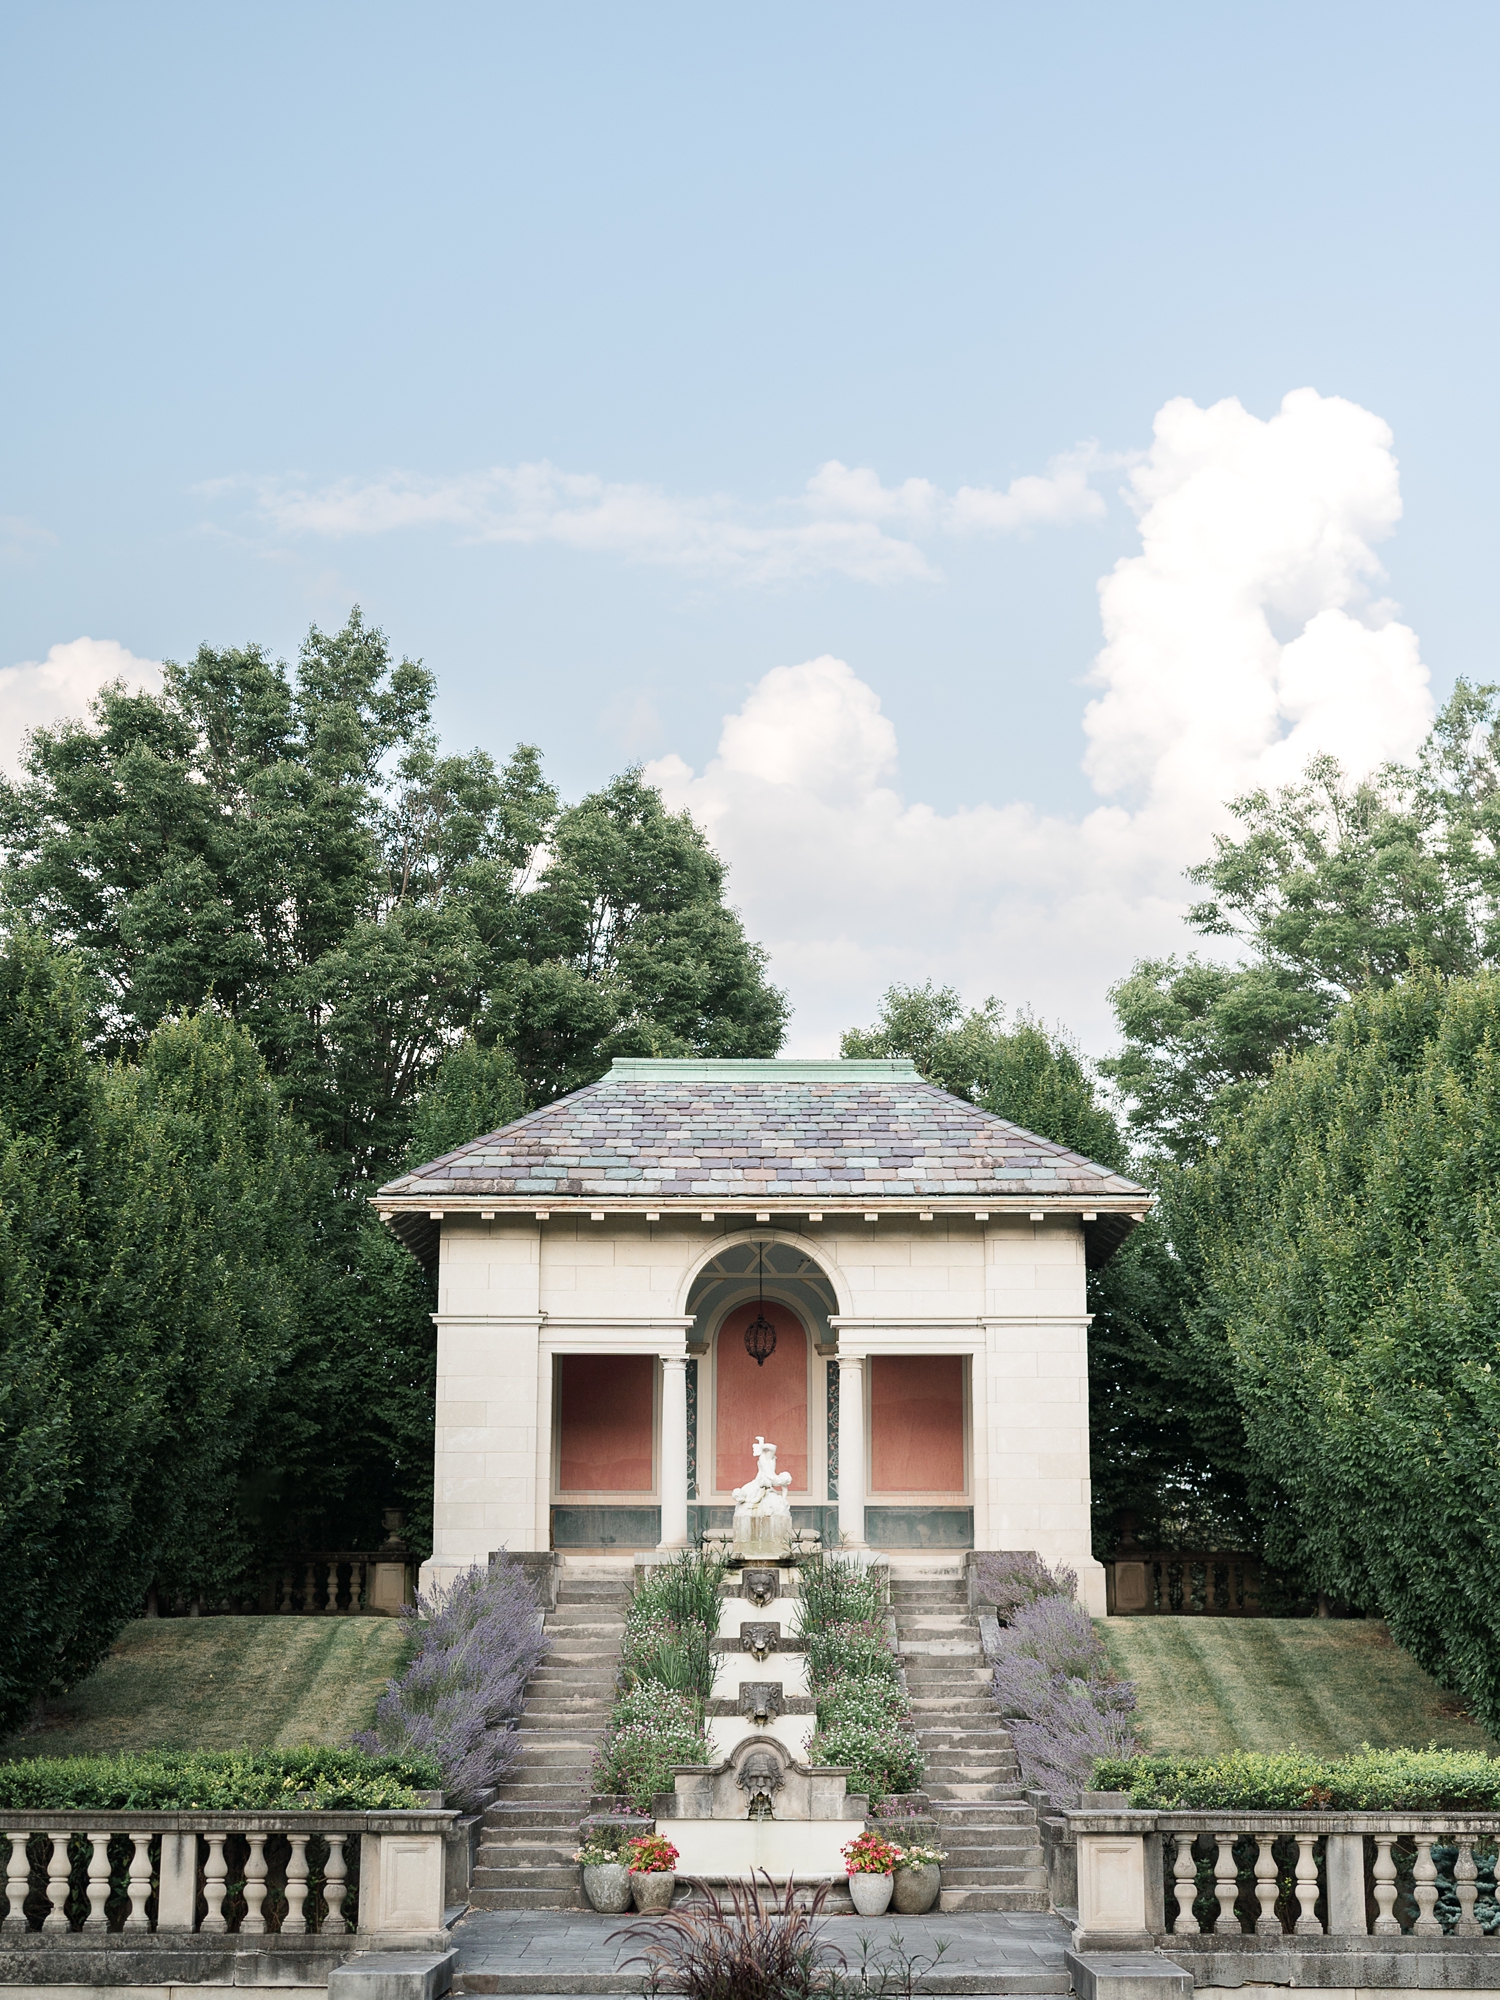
422, 1211, 1105, 1612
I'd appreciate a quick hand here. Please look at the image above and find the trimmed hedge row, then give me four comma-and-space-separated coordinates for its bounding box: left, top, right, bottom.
0, 1748, 443, 1811
1094, 1748, 1500, 1811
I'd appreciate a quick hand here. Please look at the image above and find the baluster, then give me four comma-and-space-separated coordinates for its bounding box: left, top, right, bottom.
303, 1563, 317, 1613
351, 1562, 366, 1613
41, 1831, 72, 1930
1212, 1830, 1240, 1932
1254, 1834, 1280, 1933
201, 1833, 229, 1933
322, 1834, 348, 1932
124, 1832, 152, 1930
278, 1569, 294, 1614
1454, 1839, 1480, 1936
1171, 1833, 1201, 1933
322, 1561, 337, 1614
241, 1833, 269, 1933
283, 1833, 310, 1934
1293, 1834, 1322, 1934
83, 1831, 110, 1929
1412, 1835, 1441, 1935
2, 1834, 31, 1931
1372, 1834, 1401, 1934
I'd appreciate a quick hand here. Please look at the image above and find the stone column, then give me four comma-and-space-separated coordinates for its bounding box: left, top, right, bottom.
659, 1355, 691, 1548
837, 1356, 868, 1546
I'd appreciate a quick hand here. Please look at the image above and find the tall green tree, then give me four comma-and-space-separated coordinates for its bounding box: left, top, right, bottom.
0, 611, 785, 1182
842, 983, 1241, 1549
0, 937, 365, 1731
1104, 682, 1500, 1162
1176, 969, 1500, 1728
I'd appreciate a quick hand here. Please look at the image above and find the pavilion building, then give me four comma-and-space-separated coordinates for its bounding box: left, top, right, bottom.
374, 1057, 1149, 1614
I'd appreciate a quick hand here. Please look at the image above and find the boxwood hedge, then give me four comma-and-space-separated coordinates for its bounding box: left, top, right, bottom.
1094, 1747, 1500, 1812
0, 1747, 443, 1811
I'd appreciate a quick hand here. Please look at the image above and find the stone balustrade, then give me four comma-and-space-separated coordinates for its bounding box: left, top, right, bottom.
0, 1811, 457, 1941
1069, 1804, 1500, 1955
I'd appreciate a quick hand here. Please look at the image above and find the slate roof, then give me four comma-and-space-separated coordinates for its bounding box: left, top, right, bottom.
377, 1060, 1148, 1264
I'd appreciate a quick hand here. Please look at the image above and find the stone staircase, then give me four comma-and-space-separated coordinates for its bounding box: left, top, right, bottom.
470, 1566, 629, 1910
890, 1567, 1049, 1913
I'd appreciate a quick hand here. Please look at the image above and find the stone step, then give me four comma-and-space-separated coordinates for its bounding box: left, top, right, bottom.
940, 1861, 1046, 1887
517, 1718, 607, 1735
477, 1842, 579, 1867
928, 1792, 1024, 1808
493, 1783, 592, 1803
937, 1885, 1052, 1913
473, 1865, 582, 1890
466, 1885, 588, 1911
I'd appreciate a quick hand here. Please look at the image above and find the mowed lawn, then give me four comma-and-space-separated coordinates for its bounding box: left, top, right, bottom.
5, 1617, 413, 1759
1099, 1617, 1497, 1758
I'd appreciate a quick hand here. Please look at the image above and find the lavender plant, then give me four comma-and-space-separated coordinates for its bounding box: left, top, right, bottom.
974, 1551, 1079, 1622
354, 1557, 549, 1809
987, 1568, 1139, 1807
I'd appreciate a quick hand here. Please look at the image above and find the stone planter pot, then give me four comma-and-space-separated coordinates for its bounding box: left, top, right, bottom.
631, 1869, 676, 1912
892, 1862, 941, 1914
582, 1863, 632, 1914
848, 1870, 895, 1916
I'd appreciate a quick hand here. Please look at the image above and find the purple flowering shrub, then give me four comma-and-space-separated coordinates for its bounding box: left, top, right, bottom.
354, 1557, 550, 1809
975, 1551, 1079, 1621
988, 1570, 1139, 1807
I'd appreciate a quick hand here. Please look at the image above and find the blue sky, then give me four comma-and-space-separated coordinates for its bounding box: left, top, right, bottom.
3, 3, 1495, 1050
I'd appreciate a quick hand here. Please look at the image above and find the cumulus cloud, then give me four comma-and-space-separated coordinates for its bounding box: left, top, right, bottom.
647, 389, 1434, 1053
0, 638, 163, 773
217, 450, 1104, 585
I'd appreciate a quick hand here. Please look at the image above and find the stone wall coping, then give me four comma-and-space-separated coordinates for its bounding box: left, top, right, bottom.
0, 1809, 459, 1833
1070, 1809, 1500, 1835
1160, 1935, 1500, 1956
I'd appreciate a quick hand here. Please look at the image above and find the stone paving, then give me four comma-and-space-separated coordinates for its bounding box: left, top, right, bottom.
450, 1906, 1074, 1995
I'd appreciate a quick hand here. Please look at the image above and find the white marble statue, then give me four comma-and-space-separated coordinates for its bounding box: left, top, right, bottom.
731, 1436, 794, 1560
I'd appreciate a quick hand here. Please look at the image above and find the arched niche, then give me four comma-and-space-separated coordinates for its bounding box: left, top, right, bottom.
687, 1239, 838, 1503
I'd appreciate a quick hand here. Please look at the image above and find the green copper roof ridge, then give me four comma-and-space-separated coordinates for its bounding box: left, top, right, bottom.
605, 1057, 922, 1080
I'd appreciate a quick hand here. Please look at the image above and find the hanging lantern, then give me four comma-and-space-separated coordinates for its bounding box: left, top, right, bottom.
744, 1242, 778, 1366
744, 1310, 777, 1366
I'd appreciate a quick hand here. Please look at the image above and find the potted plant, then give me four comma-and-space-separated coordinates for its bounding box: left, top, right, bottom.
573, 1834, 633, 1914
842, 1831, 901, 1915
626, 1832, 680, 1912
892, 1841, 947, 1914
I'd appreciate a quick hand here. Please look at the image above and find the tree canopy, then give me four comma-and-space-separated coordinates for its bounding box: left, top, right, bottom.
0, 611, 785, 1183
1172, 970, 1500, 1730
1104, 681, 1500, 1162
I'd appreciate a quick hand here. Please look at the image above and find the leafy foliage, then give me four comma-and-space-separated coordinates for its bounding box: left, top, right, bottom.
0, 937, 392, 1734
355, 1557, 549, 1808
812, 1721, 923, 1798
1096, 1747, 1500, 1812
804, 1623, 900, 1690
793, 1554, 885, 1632
1168, 968, 1500, 1735
0, 612, 785, 1175
815, 1674, 911, 1733
592, 1713, 710, 1809
0, 1747, 439, 1810
595, 1552, 720, 1806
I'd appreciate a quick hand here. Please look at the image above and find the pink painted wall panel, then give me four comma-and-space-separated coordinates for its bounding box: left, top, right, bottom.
714, 1304, 808, 1494
869, 1355, 966, 1494
557, 1354, 655, 1492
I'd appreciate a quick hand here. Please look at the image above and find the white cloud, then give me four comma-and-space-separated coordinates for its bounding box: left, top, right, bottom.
0, 638, 164, 773
646, 389, 1434, 1054
217, 450, 1105, 585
